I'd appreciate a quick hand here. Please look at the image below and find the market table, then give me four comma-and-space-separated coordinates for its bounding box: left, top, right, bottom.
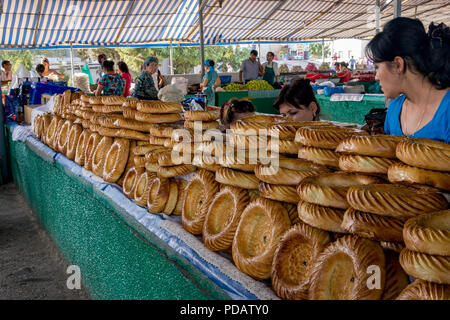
213, 91, 385, 124
5, 122, 278, 300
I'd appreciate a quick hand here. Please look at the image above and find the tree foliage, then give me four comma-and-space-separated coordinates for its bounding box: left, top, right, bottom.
0, 50, 33, 73
308, 43, 331, 59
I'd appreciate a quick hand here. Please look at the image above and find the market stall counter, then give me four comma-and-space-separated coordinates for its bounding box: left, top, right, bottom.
6, 121, 278, 300
214, 91, 385, 124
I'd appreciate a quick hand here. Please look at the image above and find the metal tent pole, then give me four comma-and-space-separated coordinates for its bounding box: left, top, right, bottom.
170, 40, 174, 75
70, 43, 74, 85
376, 0, 381, 34
393, 0, 401, 18
199, 0, 205, 78
321, 38, 324, 62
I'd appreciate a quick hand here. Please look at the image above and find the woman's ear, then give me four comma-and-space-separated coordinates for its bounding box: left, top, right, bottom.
308, 101, 318, 115
393, 56, 405, 74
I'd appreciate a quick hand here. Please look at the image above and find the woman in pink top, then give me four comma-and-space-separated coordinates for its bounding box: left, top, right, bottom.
117, 61, 132, 97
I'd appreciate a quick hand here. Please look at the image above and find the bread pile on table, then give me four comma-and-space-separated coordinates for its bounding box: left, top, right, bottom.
32, 95, 450, 300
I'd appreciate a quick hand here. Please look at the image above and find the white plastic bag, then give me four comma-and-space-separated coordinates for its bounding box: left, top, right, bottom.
10, 64, 32, 89
158, 84, 185, 102
171, 77, 188, 95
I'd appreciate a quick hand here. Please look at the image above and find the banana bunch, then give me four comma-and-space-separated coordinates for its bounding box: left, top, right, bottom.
246, 80, 274, 91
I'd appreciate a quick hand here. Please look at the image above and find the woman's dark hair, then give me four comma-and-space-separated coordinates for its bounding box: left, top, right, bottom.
365, 17, 450, 89
102, 60, 115, 72
42, 58, 49, 64
2, 60, 10, 68
207, 60, 215, 67
117, 61, 129, 74
273, 78, 321, 120
220, 98, 256, 126
35, 64, 45, 73
267, 52, 274, 57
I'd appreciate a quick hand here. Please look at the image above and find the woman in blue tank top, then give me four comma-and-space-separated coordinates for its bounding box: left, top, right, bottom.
365, 18, 450, 143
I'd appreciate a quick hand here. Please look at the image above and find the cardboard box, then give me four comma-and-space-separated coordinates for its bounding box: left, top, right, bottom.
24, 104, 42, 125
41, 94, 52, 104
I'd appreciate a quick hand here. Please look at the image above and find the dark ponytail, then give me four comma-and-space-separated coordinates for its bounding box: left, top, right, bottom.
220, 98, 255, 127
365, 17, 450, 89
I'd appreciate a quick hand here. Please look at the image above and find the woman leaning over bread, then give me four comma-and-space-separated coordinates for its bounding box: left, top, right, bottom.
273, 78, 325, 122
220, 98, 256, 129
366, 17, 449, 143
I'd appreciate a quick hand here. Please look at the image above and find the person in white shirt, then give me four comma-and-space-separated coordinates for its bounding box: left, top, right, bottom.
1, 60, 13, 86
261, 52, 279, 85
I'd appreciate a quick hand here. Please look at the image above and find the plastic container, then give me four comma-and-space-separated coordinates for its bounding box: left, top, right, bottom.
324, 86, 344, 97
219, 75, 232, 85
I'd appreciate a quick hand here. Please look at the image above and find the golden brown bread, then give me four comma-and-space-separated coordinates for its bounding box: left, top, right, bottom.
136, 100, 182, 114
92, 136, 114, 177
271, 222, 331, 300
122, 167, 145, 199
308, 235, 386, 300
341, 208, 405, 243
297, 172, 385, 209
399, 248, 450, 284
282, 202, 301, 225
101, 95, 126, 106
295, 126, 368, 150
83, 132, 101, 171
387, 162, 450, 191
338, 155, 399, 175
203, 186, 250, 251
163, 180, 179, 215
147, 176, 170, 213
346, 184, 448, 219
102, 138, 130, 183
184, 120, 220, 131
182, 170, 219, 235
184, 111, 220, 121
173, 179, 189, 215
66, 124, 82, 161
396, 279, 450, 300
258, 182, 299, 204
215, 167, 259, 189
267, 139, 303, 155
298, 146, 341, 168
380, 241, 405, 253
232, 197, 291, 280
56, 120, 72, 154
239, 114, 283, 123
230, 120, 269, 136
268, 121, 334, 140
254, 164, 325, 186
74, 129, 91, 166
396, 138, 450, 172
157, 164, 197, 178
134, 172, 157, 207
403, 209, 450, 256
297, 200, 347, 233
381, 250, 410, 300
336, 135, 404, 158
134, 110, 182, 123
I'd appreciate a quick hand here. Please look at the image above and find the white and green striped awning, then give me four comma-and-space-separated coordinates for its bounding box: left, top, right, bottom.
0, 0, 448, 49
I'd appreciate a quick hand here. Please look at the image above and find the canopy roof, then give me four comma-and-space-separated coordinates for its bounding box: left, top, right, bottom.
0, 0, 448, 49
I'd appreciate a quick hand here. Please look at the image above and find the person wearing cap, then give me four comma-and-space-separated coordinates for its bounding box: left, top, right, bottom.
41, 58, 64, 79
200, 59, 220, 106
133, 57, 159, 100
